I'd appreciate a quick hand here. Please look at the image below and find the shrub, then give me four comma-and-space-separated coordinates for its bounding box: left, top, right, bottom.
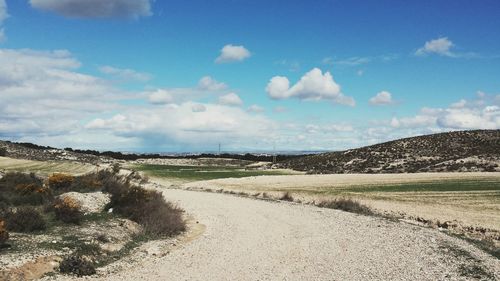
13, 183, 51, 205
0, 172, 43, 190
279, 192, 294, 202
68, 173, 103, 193
134, 192, 186, 236
111, 163, 121, 174
4, 207, 47, 232
59, 255, 96, 276
316, 198, 373, 215
0, 147, 6, 157
53, 197, 83, 224
108, 185, 185, 236
48, 173, 74, 191
0, 220, 9, 247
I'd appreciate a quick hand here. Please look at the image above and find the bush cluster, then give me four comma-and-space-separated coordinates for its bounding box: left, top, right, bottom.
316, 198, 373, 215
48, 173, 75, 191
0, 220, 9, 247
0, 172, 51, 206
108, 183, 185, 236
279, 192, 294, 201
53, 197, 83, 224
59, 255, 96, 276
4, 207, 46, 232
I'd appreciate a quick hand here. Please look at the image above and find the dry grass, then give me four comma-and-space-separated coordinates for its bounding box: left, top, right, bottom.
316, 199, 373, 215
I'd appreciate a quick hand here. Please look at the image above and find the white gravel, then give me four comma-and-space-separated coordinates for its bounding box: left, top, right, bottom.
82, 189, 500, 281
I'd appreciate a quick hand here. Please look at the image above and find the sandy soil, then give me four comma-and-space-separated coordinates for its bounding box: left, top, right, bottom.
47, 187, 499, 280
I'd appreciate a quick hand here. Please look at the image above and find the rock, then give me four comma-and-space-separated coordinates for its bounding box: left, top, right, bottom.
58, 192, 111, 214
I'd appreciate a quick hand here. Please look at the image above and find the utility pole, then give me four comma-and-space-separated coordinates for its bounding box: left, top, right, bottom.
273, 143, 277, 164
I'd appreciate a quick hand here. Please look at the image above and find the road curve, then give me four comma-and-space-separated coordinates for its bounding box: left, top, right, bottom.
99, 189, 498, 280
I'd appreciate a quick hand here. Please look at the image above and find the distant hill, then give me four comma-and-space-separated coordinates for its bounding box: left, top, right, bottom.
279, 130, 500, 173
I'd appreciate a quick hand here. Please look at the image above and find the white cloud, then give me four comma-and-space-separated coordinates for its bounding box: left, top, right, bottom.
30, 0, 152, 19
0, 48, 123, 139
215, 44, 251, 64
415, 37, 455, 57
84, 102, 276, 149
247, 104, 265, 113
99, 65, 152, 82
147, 89, 173, 105
266, 68, 355, 106
389, 94, 500, 130
218, 92, 243, 106
369, 91, 394, 105
191, 104, 207, 112
0, 0, 8, 42
198, 76, 227, 91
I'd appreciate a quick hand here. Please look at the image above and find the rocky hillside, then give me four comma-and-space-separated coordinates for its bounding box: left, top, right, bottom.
280, 130, 500, 173
0, 141, 109, 164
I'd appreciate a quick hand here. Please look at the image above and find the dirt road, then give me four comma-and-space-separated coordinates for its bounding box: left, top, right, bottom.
97, 188, 498, 281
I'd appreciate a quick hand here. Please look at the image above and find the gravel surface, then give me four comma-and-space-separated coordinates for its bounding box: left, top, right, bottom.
72, 188, 499, 281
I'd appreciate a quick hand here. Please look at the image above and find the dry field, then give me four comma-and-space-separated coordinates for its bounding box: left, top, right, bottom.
0, 156, 96, 176
182, 173, 500, 232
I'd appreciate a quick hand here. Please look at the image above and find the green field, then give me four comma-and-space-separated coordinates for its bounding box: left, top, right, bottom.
340, 179, 500, 193
133, 164, 292, 181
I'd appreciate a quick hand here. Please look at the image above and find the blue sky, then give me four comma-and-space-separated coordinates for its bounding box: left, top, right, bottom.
0, 0, 499, 152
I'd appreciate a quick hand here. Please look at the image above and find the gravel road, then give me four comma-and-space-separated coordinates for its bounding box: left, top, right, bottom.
95, 188, 499, 281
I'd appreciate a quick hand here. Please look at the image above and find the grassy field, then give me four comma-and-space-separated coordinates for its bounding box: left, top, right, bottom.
133, 164, 294, 182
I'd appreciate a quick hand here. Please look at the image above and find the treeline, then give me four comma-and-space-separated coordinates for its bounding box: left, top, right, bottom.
6, 141, 304, 162
64, 148, 304, 162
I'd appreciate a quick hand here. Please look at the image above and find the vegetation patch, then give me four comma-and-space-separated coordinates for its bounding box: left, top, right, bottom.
4, 207, 47, 233
59, 255, 96, 277
52, 197, 84, 224
342, 179, 500, 193
316, 198, 373, 215
134, 164, 290, 182
279, 192, 294, 201
0, 220, 8, 247
107, 183, 186, 236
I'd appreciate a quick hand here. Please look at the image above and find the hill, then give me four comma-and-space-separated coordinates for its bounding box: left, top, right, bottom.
279, 130, 500, 173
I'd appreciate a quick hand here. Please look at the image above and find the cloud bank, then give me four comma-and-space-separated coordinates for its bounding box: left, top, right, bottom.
30, 0, 153, 19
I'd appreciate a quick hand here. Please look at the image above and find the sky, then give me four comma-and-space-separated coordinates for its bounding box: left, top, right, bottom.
0, 0, 499, 152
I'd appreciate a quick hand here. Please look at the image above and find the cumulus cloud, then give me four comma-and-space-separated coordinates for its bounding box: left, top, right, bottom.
415, 37, 455, 57
99, 65, 152, 82
266, 68, 355, 106
390, 94, 500, 130
247, 104, 265, 113
369, 91, 394, 105
30, 0, 153, 19
218, 92, 243, 106
198, 76, 227, 91
147, 89, 173, 105
215, 44, 251, 64
0, 0, 9, 42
